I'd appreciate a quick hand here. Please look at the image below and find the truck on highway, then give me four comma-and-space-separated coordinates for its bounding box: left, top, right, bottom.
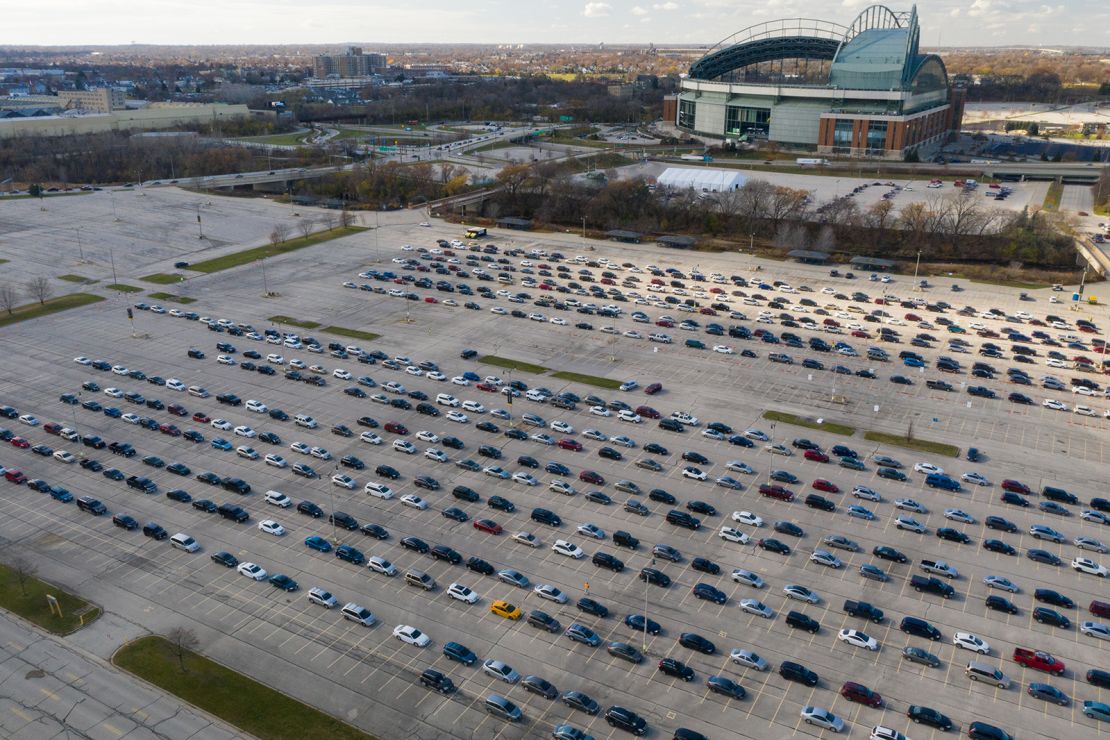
796, 158, 829, 166
1012, 648, 1065, 675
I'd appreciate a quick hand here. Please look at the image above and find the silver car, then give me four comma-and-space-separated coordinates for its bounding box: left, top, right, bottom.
739, 598, 773, 618
482, 659, 520, 684
729, 648, 769, 671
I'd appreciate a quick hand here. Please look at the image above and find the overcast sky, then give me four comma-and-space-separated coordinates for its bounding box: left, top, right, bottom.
2, 0, 1105, 47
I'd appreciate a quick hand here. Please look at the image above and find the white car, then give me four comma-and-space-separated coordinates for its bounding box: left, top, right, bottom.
393, 440, 416, 454
577, 523, 605, 539
961, 471, 990, 486
551, 420, 574, 434
424, 448, 448, 463
415, 430, 439, 443
731, 511, 763, 527
1043, 399, 1068, 411
913, 462, 943, 475
617, 410, 641, 424
739, 598, 773, 618
944, 508, 974, 524
1073, 385, 1097, 396
288, 359, 306, 369
446, 411, 469, 423
1081, 621, 1110, 640
837, 629, 879, 651
512, 531, 541, 547
533, 584, 568, 603
450, 375, 470, 386
1074, 405, 1097, 417
731, 569, 764, 588
1072, 557, 1108, 577
810, 549, 843, 568
400, 494, 428, 510
447, 583, 479, 604
952, 632, 990, 654
211, 418, 232, 431
360, 432, 382, 445
552, 539, 585, 559
672, 411, 698, 426
233, 425, 256, 438
364, 482, 394, 499
52, 450, 76, 464
238, 562, 267, 580
461, 401, 485, 413
74, 356, 92, 365
258, 520, 286, 536
783, 584, 819, 603
368, 556, 397, 576
333, 369, 351, 380
309, 446, 331, 460
217, 354, 236, 366
392, 625, 430, 647
111, 365, 129, 376
103, 387, 124, 398
121, 413, 141, 425
682, 467, 707, 481
266, 354, 284, 364
713, 345, 733, 354
246, 400, 267, 413
264, 454, 287, 468
331, 473, 356, 489
719, 526, 750, 545
589, 405, 612, 417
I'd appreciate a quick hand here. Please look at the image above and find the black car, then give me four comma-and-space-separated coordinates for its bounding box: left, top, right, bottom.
984, 539, 1016, 555
907, 706, 953, 731
211, 551, 239, 567
1034, 589, 1074, 608
658, 657, 694, 681
936, 527, 970, 543
649, 488, 677, 505
297, 500, 324, 518
467, 556, 495, 575
678, 632, 716, 654
531, 508, 561, 526
691, 557, 720, 575
1033, 607, 1070, 628
375, 464, 400, 480
592, 552, 625, 572
1028, 548, 1061, 566
598, 447, 623, 461
686, 500, 717, 516
577, 597, 609, 618
985, 515, 1017, 532
639, 568, 671, 587
488, 495, 515, 512
401, 536, 430, 553
758, 538, 791, 555
166, 489, 192, 503
707, 675, 746, 700
774, 520, 804, 537
681, 451, 709, 464
873, 545, 908, 563
329, 512, 358, 530
692, 583, 727, 604
192, 499, 217, 513
430, 544, 462, 564
414, 475, 440, 491
605, 706, 648, 735
985, 595, 1018, 614
196, 471, 221, 486
103, 468, 125, 481
644, 442, 669, 455
441, 507, 468, 523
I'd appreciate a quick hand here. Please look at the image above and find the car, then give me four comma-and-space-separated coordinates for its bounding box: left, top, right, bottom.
1083, 701, 1110, 722
984, 575, 1019, 592
258, 519, 286, 536
838, 629, 879, 650
604, 706, 647, 735
800, 706, 844, 733
497, 569, 529, 589
1081, 621, 1110, 640
953, 632, 990, 654
907, 705, 953, 730
304, 535, 332, 552
658, 657, 694, 682
565, 623, 601, 646
237, 562, 267, 581
446, 583, 479, 604
1028, 548, 1062, 566
1027, 682, 1069, 706
392, 625, 430, 647
783, 584, 819, 603
552, 540, 585, 558
811, 549, 843, 568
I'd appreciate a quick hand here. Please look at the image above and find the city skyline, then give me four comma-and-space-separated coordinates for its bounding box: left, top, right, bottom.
3, 0, 1108, 47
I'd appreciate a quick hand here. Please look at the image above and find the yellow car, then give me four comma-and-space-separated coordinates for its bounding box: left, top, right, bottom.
490, 600, 522, 620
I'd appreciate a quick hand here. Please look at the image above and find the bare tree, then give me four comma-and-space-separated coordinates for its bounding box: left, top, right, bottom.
813, 225, 837, 252
270, 223, 290, 246
166, 626, 199, 673
298, 219, 313, 240
9, 556, 37, 596
26, 277, 52, 305
339, 209, 355, 228
0, 283, 18, 315
324, 211, 339, 230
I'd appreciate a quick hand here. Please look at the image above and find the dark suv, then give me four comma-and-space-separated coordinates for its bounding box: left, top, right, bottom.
604, 706, 647, 736
779, 661, 818, 686
658, 657, 694, 681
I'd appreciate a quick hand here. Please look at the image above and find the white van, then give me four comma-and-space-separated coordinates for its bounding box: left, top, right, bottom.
187, 385, 209, 398
170, 533, 200, 552
341, 603, 377, 626
294, 414, 318, 429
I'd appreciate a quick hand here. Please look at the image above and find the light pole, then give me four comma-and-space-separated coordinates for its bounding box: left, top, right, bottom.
260, 257, 269, 297
327, 464, 339, 544
912, 249, 922, 290
108, 247, 118, 286
642, 556, 655, 652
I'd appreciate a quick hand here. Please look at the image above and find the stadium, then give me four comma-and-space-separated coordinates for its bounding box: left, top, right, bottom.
666, 4, 965, 159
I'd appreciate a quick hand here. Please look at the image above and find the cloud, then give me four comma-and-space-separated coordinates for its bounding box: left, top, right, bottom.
631, 5, 649, 14
582, 2, 612, 16
653, 1, 679, 9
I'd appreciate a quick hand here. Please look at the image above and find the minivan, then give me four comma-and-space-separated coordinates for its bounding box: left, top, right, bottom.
169, 533, 200, 552
187, 385, 209, 398
405, 569, 436, 591
294, 414, 317, 428
965, 660, 1009, 688
340, 603, 377, 626
900, 615, 941, 640
484, 694, 522, 721
1090, 600, 1110, 618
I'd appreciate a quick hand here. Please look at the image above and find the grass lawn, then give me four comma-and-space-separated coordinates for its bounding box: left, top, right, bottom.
762, 410, 855, 436
187, 226, 367, 274
479, 355, 549, 375
106, 283, 143, 293
148, 292, 197, 304
114, 636, 373, 740
58, 274, 95, 284
0, 293, 104, 329
550, 370, 622, 390
323, 326, 380, 342
0, 562, 101, 635
1043, 181, 1063, 211
140, 273, 186, 285
863, 431, 960, 458
270, 315, 322, 330
0, 258, 8, 265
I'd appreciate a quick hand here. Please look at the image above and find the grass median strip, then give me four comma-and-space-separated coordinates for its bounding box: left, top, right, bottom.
106, 283, 143, 293
188, 225, 367, 274
0, 562, 101, 635
140, 273, 186, 285
479, 355, 549, 375
114, 635, 373, 740
762, 410, 855, 436
148, 292, 197, 304
864, 431, 959, 457
550, 370, 622, 390
0, 293, 104, 328
270, 315, 322, 329
323, 325, 380, 342
58, 274, 95, 283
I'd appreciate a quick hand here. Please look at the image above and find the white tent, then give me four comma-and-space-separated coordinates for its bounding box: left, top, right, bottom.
656, 167, 746, 193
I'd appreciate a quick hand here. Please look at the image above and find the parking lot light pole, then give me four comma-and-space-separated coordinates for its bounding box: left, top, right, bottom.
327, 465, 339, 544
912, 250, 922, 290
643, 556, 655, 652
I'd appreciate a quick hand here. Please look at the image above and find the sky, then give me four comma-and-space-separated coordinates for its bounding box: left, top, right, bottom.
1, 0, 1107, 47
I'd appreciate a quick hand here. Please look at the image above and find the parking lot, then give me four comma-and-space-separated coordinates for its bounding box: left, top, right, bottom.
1, 201, 1108, 740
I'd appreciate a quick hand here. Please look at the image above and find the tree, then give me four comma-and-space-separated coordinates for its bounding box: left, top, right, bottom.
9, 556, 36, 596
28, 184, 42, 198
0, 283, 18, 315
166, 626, 199, 673
339, 209, 356, 227
270, 223, 290, 245
26, 277, 52, 305
298, 219, 313, 240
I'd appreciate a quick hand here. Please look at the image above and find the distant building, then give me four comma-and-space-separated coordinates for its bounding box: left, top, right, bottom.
0, 87, 125, 114
313, 47, 387, 79
0, 102, 249, 138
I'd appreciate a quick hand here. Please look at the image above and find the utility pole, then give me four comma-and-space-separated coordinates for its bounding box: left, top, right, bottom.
109, 247, 118, 286
260, 258, 269, 297
75, 229, 84, 262
196, 204, 204, 240
912, 249, 922, 290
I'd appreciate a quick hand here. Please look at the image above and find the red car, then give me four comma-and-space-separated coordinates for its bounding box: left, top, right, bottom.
812, 479, 839, 493
192, 412, 211, 423
424, 296, 438, 304
656, 320, 674, 328
579, 470, 605, 485
1001, 479, 1031, 494
160, 424, 182, 437
709, 287, 724, 294
384, 422, 408, 435
473, 519, 503, 535
167, 404, 188, 417
44, 422, 63, 436
539, 283, 552, 290
476, 383, 497, 393
644, 383, 663, 395
851, 330, 870, 339
557, 438, 583, 451
758, 483, 794, 501
840, 681, 882, 707
804, 449, 830, 463
905, 313, 921, 322
699, 307, 717, 316
4, 469, 27, 484
635, 406, 661, 419
11, 437, 30, 449
1078, 324, 1097, 333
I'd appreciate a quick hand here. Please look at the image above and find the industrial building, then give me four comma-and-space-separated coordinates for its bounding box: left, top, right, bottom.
312, 47, 388, 79
666, 4, 964, 159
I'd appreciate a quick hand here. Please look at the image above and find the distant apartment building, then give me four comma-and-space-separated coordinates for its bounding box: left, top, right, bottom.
0, 87, 125, 114
313, 47, 387, 78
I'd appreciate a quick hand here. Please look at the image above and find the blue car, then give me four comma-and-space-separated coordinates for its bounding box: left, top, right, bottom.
304, 535, 332, 552
103, 406, 122, 418
50, 487, 74, 503
210, 437, 232, 451
903, 356, 925, 367
1084, 701, 1110, 722
443, 641, 478, 666
269, 574, 299, 591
